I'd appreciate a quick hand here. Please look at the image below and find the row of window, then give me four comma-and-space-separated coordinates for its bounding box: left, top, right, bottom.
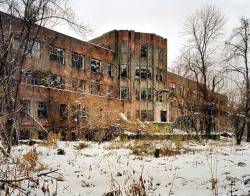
20, 100, 47, 119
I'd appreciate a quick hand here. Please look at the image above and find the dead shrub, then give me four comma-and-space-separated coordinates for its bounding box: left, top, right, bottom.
74, 142, 89, 150
160, 147, 181, 156
42, 133, 61, 148
18, 148, 47, 174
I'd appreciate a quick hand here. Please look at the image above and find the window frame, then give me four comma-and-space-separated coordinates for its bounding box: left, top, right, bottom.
50, 47, 65, 66
72, 52, 84, 69
37, 101, 48, 119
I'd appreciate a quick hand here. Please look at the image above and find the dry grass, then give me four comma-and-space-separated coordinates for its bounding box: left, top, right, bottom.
17, 148, 48, 174
160, 147, 181, 156
74, 142, 89, 150
41, 134, 61, 148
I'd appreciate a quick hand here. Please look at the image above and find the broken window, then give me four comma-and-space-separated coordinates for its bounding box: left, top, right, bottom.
135, 66, 152, 79
169, 83, 176, 93
37, 102, 48, 118
142, 67, 152, 79
140, 88, 152, 100
72, 79, 86, 92
140, 110, 153, 121
120, 87, 129, 100
50, 47, 65, 65
141, 46, 148, 57
108, 63, 113, 77
72, 52, 84, 69
120, 64, 127, 78
50, 74, 65, 89
28, 41, 41, 58
91, 82, 102, 94
20, 100, 30, 117
91, 59, 102, 73
59, 104, 68, 120
23, 70, 48, 86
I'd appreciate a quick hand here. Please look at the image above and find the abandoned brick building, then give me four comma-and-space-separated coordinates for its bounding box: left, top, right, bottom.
0, 11, 228, 138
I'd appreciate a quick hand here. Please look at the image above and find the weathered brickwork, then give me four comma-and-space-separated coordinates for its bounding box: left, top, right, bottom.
0, 12, 228, 138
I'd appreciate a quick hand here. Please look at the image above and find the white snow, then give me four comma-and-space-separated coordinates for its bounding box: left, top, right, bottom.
1, 138, 250, 196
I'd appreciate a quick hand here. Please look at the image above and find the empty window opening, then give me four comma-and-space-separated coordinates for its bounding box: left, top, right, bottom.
108, 63, 113, 77
50, 47, 65, 65
120, 87, 129, 100
140, 88, 152, 100
72, 52, 84, 69
141, 46, 148, 57
38, 102, 48, 118
50, 74, 65, 89
91, 59, 102, 73
120, 64, 127, 78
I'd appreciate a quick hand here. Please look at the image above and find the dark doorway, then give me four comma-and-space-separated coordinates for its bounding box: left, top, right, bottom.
160, 111, 167, 122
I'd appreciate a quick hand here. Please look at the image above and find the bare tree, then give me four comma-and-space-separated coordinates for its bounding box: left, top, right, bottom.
0, 0, 88, 153
179, 5, 225, 139
225, 17, 250, 143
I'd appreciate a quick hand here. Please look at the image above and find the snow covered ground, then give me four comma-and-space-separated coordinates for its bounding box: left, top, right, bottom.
2, 138, 250, 196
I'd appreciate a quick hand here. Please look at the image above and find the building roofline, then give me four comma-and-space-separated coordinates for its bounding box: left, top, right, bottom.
0, 11, 114, 53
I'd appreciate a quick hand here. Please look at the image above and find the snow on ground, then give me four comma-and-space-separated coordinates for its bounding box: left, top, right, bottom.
5, 139, 250, 195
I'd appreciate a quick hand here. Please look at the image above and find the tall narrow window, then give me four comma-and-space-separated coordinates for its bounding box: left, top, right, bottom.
91, 59, 102, 73
37, 102, 48, 118
141, 46, 148, 57
108, 64, 113, 77
28, 41, 41, 59
50, 47, 65, 65
72, 52, 84, 69
120, 64, 127, 78
120, 87, 129, 100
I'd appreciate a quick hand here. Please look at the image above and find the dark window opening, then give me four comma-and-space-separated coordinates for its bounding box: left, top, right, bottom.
50, 74, 65, 89
20, 100, 30, 117
50, 47, 65, 65
72, 52, 84, 69
38, 102, 48, 118
108, 64, 113, 77
91, 59, 102, 73
141, 46, 148, 57
120, 87, 129, 100
135, 66, 152, 79
140, 88, 152, 100
120, 64, 127, 78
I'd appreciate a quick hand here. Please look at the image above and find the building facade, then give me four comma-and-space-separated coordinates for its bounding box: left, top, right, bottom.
0, 12, 228, 138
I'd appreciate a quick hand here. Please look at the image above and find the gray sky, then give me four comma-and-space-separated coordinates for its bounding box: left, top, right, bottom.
57, 0, 250, 68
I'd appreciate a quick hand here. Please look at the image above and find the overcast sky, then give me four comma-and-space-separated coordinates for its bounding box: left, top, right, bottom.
57, 0, 250, 68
